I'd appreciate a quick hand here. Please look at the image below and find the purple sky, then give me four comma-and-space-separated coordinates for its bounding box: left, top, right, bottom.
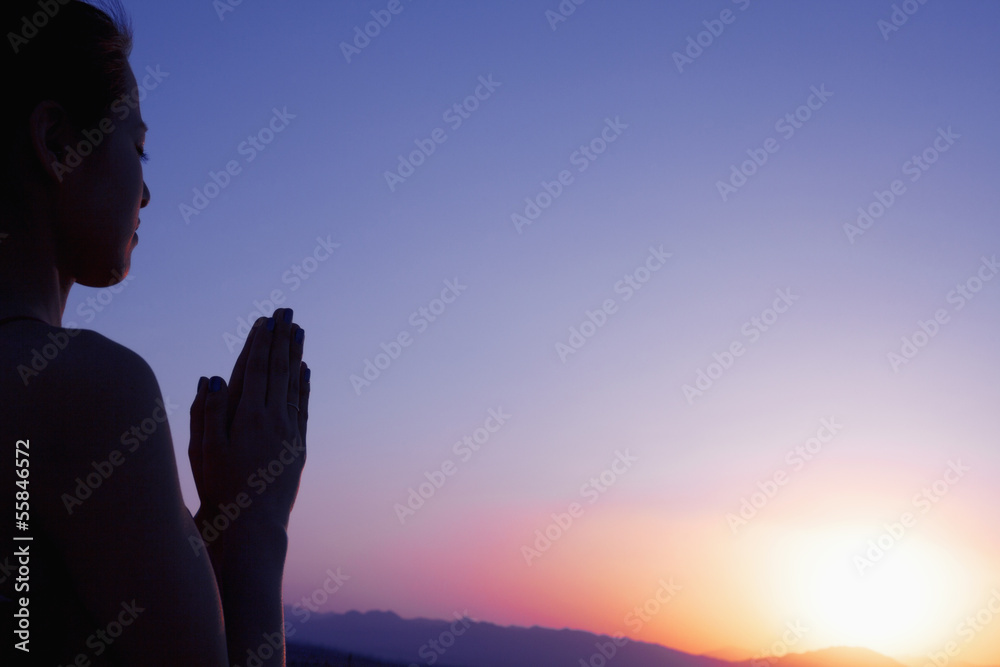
75, 0, 1000, 661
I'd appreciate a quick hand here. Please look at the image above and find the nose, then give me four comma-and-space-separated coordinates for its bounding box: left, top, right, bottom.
141, 181, 150, 208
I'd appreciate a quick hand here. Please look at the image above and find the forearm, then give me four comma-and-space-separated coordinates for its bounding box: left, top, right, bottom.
193, 507, 226, 584
212, 519, 290, 667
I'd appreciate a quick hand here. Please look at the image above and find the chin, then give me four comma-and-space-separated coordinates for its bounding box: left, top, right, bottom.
75, 254, 132, 288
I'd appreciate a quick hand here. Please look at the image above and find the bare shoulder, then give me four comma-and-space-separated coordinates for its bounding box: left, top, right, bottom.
37, 326, 157, 389
1, 324, 229, 664
2, 325, 158, 435
5, 325, 159, 401
1, 325, 180, 519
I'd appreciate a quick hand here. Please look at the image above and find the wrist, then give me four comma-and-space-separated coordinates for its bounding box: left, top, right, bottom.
194, 504, 286, 551
215, 529, 288, 588
218, 513, 287, 556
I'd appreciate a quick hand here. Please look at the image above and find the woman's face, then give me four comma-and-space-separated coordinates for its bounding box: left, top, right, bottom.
55, 65, 151, 289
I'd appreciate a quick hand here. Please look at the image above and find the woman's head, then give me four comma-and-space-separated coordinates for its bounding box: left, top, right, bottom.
1, 0, 149, 288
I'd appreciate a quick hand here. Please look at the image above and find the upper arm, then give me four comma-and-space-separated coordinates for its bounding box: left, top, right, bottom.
37, 333, 228, 666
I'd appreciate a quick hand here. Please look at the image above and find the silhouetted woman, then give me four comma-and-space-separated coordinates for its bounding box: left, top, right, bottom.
0, 2, 309, 664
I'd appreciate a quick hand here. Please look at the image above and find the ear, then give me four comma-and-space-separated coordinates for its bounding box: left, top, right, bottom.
27, 100, 79, 185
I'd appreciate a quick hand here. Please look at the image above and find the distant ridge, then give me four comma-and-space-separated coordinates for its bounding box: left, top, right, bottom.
901, 659, 1000, 667
288, 641, 409, 666
284, 608, 731, 667
703, 646, 752, 661
762, 647, 906, 666
282, 608, 931, 667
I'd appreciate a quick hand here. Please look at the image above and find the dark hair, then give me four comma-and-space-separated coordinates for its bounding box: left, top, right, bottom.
1, 0, 133, 207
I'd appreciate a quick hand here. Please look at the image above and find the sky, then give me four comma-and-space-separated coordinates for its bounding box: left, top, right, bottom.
73, 0, 1000, 663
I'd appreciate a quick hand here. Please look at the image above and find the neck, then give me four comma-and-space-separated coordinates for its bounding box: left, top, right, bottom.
0, 217, 73, 328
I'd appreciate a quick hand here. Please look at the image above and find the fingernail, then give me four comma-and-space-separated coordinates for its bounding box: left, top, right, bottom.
198, 377, 207, 392
210, 377, 221, 392
267, 317, 275, 331
295, 328, 304, 345
304, 368, 311, 383
284, 308, 294, 324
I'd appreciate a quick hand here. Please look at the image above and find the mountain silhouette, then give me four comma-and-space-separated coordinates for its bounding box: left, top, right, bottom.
757, 647, 906, 666
288, 641, 409, 666
283, 608, 967, 667
285, 608, 731, 666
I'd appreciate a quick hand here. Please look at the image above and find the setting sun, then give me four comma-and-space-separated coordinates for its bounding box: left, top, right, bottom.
783, 528, 977, 658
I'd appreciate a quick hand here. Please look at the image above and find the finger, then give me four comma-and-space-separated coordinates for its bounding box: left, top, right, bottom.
203, 376, 230, 463
286, 325, 304, 420
189, 376, 208, 491
297, 363, 310, 445
242, 313, 276, 412
267, 307, 294, 409
227, 318, 263, 430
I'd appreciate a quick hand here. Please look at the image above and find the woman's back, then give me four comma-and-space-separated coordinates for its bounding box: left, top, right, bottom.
0, 319, 227, 665
1, 320, 115, 663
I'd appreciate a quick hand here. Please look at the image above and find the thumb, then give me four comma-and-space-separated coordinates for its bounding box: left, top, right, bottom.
189, 377, 209, 497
